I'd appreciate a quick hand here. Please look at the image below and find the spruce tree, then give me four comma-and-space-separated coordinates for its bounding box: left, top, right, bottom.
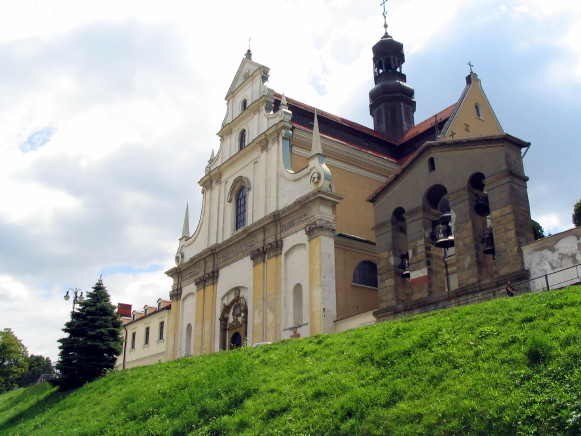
55, 277, 122, 389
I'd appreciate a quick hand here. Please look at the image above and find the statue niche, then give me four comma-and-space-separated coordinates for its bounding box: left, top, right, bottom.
219, 289, 248, 350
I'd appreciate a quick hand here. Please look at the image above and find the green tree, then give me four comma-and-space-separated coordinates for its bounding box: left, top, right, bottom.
55, 277, 122, 389
573, 198, 581, 227
17, 354, 55, 388
0, 328, 29, 392
531, 219, 545, 240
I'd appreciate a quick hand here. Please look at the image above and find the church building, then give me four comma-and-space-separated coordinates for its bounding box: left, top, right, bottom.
164, 22, 533, 358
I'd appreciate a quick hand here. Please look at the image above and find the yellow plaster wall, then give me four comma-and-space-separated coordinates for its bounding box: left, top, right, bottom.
334, 246, 379, 320
252, 261, 265, 343
265, 255, 281, 342
445, 78, 503, 140
328, 164, 382, 241
122, 309, 171, 369
167, 299, 180, 360
308, 236, 323, 335
291, 149, 308, 172
194, 289, 205, 355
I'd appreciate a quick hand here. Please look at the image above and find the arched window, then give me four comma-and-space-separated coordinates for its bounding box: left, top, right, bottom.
353, 261, 378, 288
239, 129, 247, 150
475, 103, 482, 118
235, 187, 247, 230
241, 99, 247, 111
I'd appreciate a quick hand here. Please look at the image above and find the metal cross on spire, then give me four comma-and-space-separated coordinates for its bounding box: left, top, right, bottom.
468, 61, 474, 74
247, 35, 252, 51
380, 0, 389, 34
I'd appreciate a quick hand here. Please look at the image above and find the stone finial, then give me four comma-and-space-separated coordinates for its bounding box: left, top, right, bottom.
311, 110, 323, 156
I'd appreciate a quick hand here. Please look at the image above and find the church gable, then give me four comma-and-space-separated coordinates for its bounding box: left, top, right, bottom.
225, 52, 270, 100
440, 72, 503, 141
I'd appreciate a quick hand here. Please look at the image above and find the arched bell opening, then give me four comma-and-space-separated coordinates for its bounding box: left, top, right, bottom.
467, 172, 497, 281
219, 288, 248, 351
425, 185, 454, 249
423, 184, 454, 296
468, 173, 495, 257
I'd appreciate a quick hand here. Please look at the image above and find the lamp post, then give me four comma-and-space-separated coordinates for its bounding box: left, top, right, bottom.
64, 288, 84, 319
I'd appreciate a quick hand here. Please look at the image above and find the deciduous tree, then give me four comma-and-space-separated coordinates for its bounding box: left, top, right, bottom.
573, 198, 581, 227
17, 355, 55, 387
55, 277, 122, 389
0, 328, 28, 392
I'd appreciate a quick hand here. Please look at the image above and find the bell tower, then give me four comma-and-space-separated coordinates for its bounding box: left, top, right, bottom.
369, 1, 415, 140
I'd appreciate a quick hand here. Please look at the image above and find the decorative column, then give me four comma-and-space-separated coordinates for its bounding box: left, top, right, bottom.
448, 188, 479, 289
486, 170, 533, 279
167, 285, 182, 360
265, 240, 282, 342
405, 207, 433, 299
193, 270, 219, 355
305, 219, 337, 335
375, 220, 398, 309
250, 247, 266, 344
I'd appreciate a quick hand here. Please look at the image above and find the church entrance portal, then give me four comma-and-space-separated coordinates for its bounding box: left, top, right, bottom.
219, 289, 248, 350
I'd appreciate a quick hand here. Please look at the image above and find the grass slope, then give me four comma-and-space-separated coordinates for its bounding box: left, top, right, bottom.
1, 286, 580, 435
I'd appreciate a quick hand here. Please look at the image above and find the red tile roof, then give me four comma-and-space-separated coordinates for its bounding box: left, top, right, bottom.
276, 93, 455, 159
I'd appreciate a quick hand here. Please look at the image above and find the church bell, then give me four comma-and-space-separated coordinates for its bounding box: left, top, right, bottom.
481, 227, 495, 255
474, 195, 490, 216
434, 212, 455, 248
400, 253, 410, 278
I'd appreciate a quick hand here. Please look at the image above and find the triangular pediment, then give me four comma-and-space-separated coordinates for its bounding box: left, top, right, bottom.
440, 73, 503, 140
225, 56, 269, 100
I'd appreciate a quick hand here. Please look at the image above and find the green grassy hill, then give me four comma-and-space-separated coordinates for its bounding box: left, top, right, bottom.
1, 286, 580, 435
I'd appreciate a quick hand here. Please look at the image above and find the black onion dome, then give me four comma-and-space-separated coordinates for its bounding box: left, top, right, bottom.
372, 33, 405, 65
369, 79, 415, 101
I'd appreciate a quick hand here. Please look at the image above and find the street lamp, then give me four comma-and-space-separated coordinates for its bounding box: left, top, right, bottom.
64, 288, 84, 319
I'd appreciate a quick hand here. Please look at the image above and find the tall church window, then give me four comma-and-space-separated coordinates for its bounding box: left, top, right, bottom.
235, 187, 247, 230
239, 129, 247, 150
241, 99, 247, 111
353, 261, 378, 288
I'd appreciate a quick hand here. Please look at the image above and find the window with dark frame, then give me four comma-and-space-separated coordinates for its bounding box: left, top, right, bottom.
159, 321, 165, 341
144, 326, 150, 345
353, 261, 378, 288
131, 332, 136, 349
239, 129, 247, 150
428, 157, 436, 172
235, 187, 247, 230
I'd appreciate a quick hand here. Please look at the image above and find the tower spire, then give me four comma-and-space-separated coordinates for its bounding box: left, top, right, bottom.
181, 203, 190, 239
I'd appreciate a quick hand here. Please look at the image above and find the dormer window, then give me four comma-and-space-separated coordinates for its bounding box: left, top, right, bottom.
239, 129, 247, 151
241, 99, 247, 112
235, 187, 247, 230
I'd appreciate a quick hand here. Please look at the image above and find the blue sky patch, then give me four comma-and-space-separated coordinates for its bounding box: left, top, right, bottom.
20, 126, 56, 153
101, 264, 164, 276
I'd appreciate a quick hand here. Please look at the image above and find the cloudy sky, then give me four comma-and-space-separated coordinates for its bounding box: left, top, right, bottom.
1, 0, 579, 362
